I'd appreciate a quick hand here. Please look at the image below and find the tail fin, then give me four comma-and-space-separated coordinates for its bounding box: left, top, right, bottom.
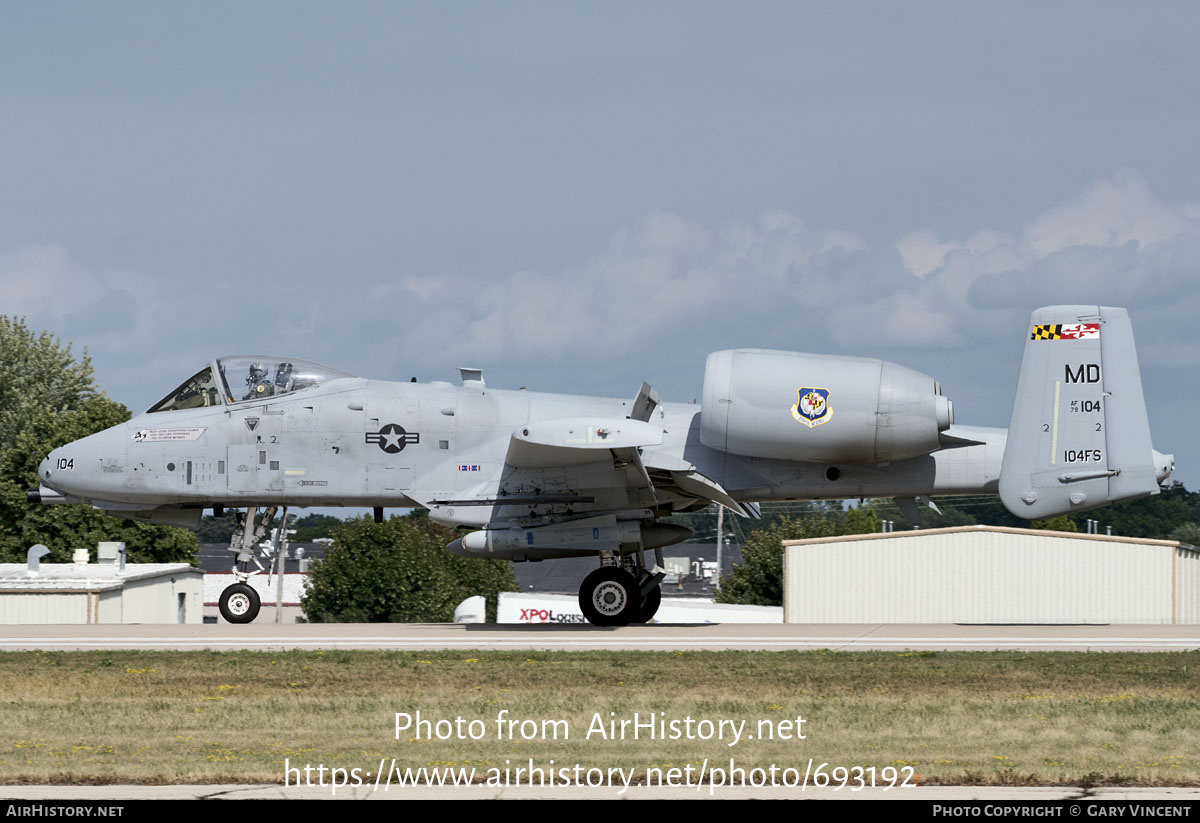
999, 305, 1168, 519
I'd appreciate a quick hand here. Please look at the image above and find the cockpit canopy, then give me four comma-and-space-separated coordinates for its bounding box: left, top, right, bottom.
218, 356, 356, 404
147, 356, 356, 413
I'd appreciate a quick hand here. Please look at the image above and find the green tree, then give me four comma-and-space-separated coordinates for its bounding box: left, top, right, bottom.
927, 485, 1200, 539
663, 508, 719, 542
1065, 482, 1197, 539
1169, 522, 1200, 546
716, 507, 880, 606
1031, 515, 1078, 532
0, 317, 96, 445
195, 512, 238, 544
196, 510, 345, 547
927, 496, 1027, 529
0, 318, 197, 563
290, 513, 345, 542
864, 488, 1200, 539
301, 513, 517, 622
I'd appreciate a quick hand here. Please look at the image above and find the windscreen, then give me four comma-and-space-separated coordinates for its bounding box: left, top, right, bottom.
147, 367, 222, 413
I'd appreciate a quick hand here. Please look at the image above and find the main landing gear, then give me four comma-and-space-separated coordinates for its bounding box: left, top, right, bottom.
577, 547, 665, 626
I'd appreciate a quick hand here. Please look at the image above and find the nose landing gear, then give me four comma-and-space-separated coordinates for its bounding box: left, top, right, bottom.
218, 582, 260, 624
219, 505, 286, 624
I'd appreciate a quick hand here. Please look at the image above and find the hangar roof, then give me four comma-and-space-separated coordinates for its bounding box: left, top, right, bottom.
782, 524, 1182, 549
0, 563, 199, 592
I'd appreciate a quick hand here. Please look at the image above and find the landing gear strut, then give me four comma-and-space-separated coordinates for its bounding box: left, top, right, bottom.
633, 584, 661, 624
218, 505, 278, 624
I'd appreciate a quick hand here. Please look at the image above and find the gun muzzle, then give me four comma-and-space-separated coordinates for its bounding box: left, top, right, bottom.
27, 486, 69, 505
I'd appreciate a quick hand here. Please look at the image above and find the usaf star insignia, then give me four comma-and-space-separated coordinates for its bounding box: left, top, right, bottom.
366, 423, 420, 454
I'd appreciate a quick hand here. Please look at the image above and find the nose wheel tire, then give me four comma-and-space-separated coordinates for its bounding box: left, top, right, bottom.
219, 582, 261, 624
579, 567, 643, 626
633, 584, 661, 624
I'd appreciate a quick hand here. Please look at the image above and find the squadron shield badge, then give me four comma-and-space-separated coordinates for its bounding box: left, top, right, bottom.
791, 387, 832, 428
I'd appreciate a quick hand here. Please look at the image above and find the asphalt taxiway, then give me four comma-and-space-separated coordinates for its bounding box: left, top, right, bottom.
0, 623, 1197, 652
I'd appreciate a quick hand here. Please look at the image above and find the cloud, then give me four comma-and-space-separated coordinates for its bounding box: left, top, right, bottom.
0, 245, 175, 347
9, 169, 1200, 427
1022, 169, 1192, 259
381, 210, 867, 364
0, 245, 107, 318
362, 170, 1200, 377
0, 247, 217, 408
869, 171, 1200, 363
896, 230, 958, 278
964, 175, 1200, 321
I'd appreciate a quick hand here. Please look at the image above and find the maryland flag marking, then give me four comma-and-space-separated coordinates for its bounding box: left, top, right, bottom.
1031, 323, 1100, 341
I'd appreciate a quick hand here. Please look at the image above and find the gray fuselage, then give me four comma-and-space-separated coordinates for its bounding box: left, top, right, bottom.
39, 374, 1005, 528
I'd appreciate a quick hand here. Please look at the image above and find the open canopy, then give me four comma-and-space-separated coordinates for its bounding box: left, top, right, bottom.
147, 356, 356, 413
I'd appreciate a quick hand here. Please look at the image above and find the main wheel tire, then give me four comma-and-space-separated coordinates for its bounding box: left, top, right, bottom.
633, 584, 661, 624
219, 583, 260, 624
579, 567, 642, 626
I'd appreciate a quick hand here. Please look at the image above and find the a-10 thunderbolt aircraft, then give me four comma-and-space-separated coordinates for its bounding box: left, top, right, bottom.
28, 305, 1175, 625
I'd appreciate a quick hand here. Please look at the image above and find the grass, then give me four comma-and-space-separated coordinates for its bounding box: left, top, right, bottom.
0, 649, 1197, 786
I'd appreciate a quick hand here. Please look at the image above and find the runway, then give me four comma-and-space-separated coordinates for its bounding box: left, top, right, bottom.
0, 623, 1198, 652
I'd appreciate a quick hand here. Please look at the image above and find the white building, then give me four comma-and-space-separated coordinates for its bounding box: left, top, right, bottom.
783, 525, 1200, 624
0, 542, 203, 624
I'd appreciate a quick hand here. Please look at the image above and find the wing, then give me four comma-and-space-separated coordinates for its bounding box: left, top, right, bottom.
419, 384, 759, 530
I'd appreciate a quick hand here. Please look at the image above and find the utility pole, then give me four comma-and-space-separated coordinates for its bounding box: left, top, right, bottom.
715, 505, 724, 590
274, 508, 290, 624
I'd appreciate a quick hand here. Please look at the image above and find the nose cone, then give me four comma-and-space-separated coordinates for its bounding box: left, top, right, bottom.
39, 425, 130, 501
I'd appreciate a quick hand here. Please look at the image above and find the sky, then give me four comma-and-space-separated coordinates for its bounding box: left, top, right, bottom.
3, 1, 1199, 488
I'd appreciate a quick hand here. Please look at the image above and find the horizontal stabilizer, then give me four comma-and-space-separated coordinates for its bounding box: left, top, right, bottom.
938, 426, 988, 449
999, 305, 1166, 519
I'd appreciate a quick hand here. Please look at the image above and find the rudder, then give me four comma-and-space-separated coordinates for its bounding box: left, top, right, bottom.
999, 305, 1162, 519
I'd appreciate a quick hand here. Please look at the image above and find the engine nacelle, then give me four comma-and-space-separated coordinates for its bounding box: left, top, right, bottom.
699, 349, 953, 464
